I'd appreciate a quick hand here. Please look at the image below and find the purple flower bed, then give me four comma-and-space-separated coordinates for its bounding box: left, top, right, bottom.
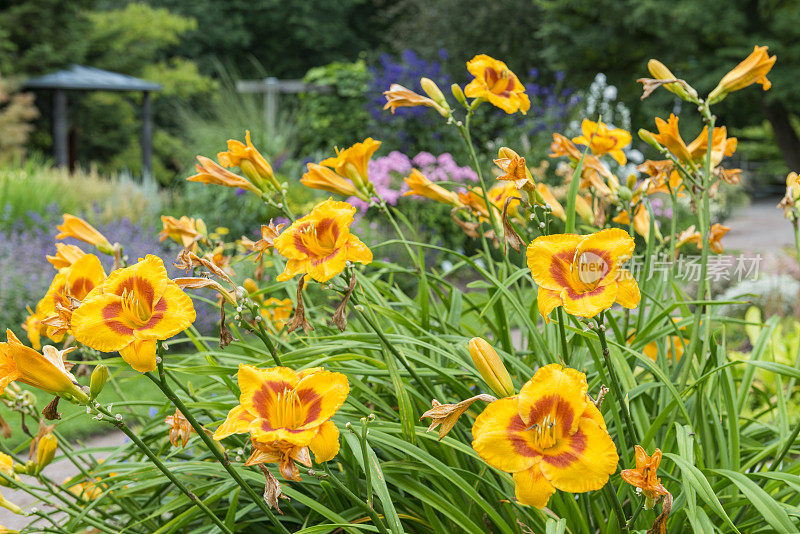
0, 205, 218, 342
346, 151, 477, 213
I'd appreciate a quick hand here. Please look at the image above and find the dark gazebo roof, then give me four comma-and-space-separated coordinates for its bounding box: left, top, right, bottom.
23, 64, 161, 92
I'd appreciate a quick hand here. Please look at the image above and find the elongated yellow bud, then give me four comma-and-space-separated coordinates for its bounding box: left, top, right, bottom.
647, 59, 697, 101
90, 365, 109, 400
35, 434, 57, 475
498, 146, 520, 160
420, 78, 448, 113
451, 83, 467, 107
468, 338, 515, 398
638, 128, 661, 150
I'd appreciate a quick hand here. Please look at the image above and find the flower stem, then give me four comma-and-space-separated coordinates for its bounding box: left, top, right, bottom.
604, 483, 629, 533
319, 463, 393, 534
146, 356, 291, 534
596, 312, 639, 446
556, 307, 569, 364
94, 405, 233, 534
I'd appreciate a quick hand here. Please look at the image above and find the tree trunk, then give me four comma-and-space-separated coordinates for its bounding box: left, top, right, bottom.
762, 100, 800, 171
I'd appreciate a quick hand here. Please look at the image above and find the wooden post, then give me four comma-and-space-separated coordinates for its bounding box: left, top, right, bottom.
141, 90, 153, 181
53, 89, 68, 168
264, 77, 278, 133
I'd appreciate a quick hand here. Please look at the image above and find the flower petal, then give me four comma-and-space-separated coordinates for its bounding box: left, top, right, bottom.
517, 364, 587, 436
539, 418, 619, 493
213, 405, 255, 440
537, 288, 562, 324
118, 339, 157, 373
103, 255, 169, 306
471, 397, 541, 473
513, 461, 556, 509
526, 234, 583, 291
615, 270, 641, 309
560, 282, 618, 319
72, 294, 134, 352
295, 370, 350, 430
238, 365, 299, 420
134, 283, 196, 340
309, 420, 340, 463
573, 228, 635, 287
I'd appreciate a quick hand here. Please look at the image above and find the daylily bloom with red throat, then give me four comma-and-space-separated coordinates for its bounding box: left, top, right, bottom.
708, 45, 776, 104
213, 364, 349, 480
527, 229, 640, 321
0, 330, 88, 404
472, 364, 618, 508
71, 255, 196, 373
320, 138, 381, 189
273, 199, 372, 283
56, 215, 113, 255
572, 119, 632, 165
464, 55, 530, 114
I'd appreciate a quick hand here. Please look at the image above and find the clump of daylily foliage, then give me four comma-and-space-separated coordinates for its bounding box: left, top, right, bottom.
2, 46, 799, 534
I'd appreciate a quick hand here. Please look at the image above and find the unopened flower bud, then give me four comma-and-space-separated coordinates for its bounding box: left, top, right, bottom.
89, 365, 109, 400
617, 186, 633, 202
451, 83, 467, 107
420, 78, 448, 111
468, 338, 515, 398
647, 59, 697, 101
498, 146, 521, 160
626, 174, 637, 189
35, 434, 58, 475
638, 128, 661, 150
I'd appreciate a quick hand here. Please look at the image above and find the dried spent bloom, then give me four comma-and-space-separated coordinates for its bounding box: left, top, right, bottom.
72, 255, 196, 373
464, 55, 530, 114
214, 365, 349, 480
403, 169, 463, 206
56, 214, 114, 255
572, 119, 632, 165
472, 364, 618, 508
273, 199, 372, 283
527, 229, 641, 321
708, 45, 776, 104
637, 59, 698, 101
421, 395, 496, 440
165, 409, 194, 448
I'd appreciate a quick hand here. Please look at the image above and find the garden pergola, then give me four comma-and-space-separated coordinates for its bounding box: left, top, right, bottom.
23, 64, 161, 178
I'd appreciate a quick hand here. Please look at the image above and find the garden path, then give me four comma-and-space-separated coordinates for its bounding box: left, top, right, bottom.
724, 198, 794, 253
3, 431, 127, 530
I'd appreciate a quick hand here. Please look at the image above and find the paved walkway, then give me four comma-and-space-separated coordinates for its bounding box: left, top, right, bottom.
3, 432, 128, 531
724, 198, 794, 253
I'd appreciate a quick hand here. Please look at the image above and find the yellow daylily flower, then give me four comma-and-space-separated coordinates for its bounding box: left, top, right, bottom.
778, 172, 800, 220
214, 364, 349, 480
273, 199, 373, 283
383, 83, 447, 115
494, 147, 534, 191
464, 54, 530, 114
686, 125, 737, 168
675, 223, 729, 254
243, 279, 293, 331
319, 138, 381, 189
472, 364, 618, 508
459, 182, 520, 221
71, 255, 196, 373
188, 156, 263, 197
217, 130, 278, 190
0, 330, 87, 403
645, 114, 693, 164
56, 214, 113, 255
301, 163, 368, 200
46, 243, 85, 270
159, 216, 205, 250
403, 169, 463, 207
572, 119, 632, 165
527, 229, 640, 321
0, 453, 18, 487
638, 160, 686, 197
708, 45, 776, 103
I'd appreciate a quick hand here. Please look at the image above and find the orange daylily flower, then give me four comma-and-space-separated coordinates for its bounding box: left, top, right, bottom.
217, 130, 277, 190
213, 364, 349, 480
382, 83, 446, 115
319, 138, 381, 189
472, 364, 618, 508
621, 445, 669, 503
403, 169, 462, 206
638, 160, 686, 197
22, 306, 48, 350
572, 119, 632, 165
527, 229, 640, 321
56, 215, 113, 254
188, 156, 262, 197
686, 125, 737, 168
464, 54, 530, 114
459, 182, 520, 221
535, 183, 566, 221
676, 223, 729, 254
241, 220, 285, 262
708, 46, 776, 103
71, 255, 196, 373
165, 409, 194, 448
273, 199, 372, 283
0, 330, 87, 403
46, 243, 85, 270
550, 133, 616, 189
301, 163, 367, 200
494, 148, 534, 190
243, 279, 293, 331
612, 205, 660, 244
159, 216, 205, 250
646, 114, 693, 164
